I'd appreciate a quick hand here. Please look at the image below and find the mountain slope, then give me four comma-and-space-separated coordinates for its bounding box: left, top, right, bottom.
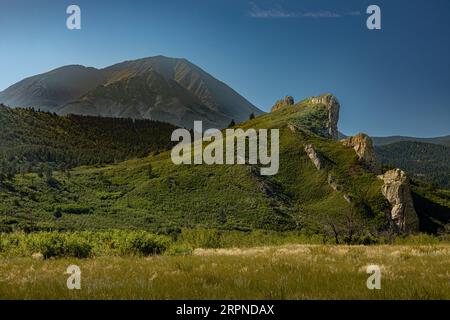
0, 65, 107, 112
375, 141, 450, 189
0, 104, 177, 172
1, 94, 448, 237
0, 56, 262, 129
372, 135, 450, 147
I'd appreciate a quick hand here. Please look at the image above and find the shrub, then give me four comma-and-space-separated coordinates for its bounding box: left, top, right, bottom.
53, 209, 62, 219
26, 233, 65, 259
117, 231, 170, 256
394, 233, 446, 245
58, 205, 92, 215
165, 244, 193, 256
179, 229, 222, 248
0, 231, 171, 258
64, 234, 93, 258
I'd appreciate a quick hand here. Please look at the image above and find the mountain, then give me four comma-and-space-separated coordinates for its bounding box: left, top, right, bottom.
339, 132, 450, 147
1, 94, 448, 237
0, 56, 262, 129
372, 135, 450, 147
0, 65, 107, 112
375, 141, 450, 189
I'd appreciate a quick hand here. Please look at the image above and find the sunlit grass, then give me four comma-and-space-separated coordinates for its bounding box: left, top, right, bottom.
0, 244, 448, 300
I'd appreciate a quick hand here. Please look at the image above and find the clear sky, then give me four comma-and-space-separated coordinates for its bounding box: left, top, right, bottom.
1, 0, 449, 137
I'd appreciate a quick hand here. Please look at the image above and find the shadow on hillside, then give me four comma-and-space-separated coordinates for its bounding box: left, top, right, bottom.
412, 192, 450, 233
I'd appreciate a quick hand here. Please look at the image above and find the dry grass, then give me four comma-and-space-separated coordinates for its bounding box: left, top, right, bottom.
0, 245, 449, 300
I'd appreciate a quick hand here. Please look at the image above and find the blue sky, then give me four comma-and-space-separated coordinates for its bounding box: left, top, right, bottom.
1, 0, 449, 137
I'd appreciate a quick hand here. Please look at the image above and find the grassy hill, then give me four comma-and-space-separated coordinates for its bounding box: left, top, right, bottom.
1, 97, 449, 239
376, 141, 450, 189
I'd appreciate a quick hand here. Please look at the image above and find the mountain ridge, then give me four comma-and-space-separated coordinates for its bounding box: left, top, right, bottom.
376, 141, 450, 189
0, 56, 263, 129
372, 135, 450, 147
339, 132, 450, 147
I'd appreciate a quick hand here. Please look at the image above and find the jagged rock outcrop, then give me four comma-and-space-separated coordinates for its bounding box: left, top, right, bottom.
310, 94, 340, 140
271, 96, 294, 112
304, 144, 324, 170
378, 169, 420, 233
341, 133, 379, 173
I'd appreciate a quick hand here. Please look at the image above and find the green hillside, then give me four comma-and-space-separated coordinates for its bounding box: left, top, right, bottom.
376, 141, 450, 189
0, 104, 177, 178
1, 97, 449, 240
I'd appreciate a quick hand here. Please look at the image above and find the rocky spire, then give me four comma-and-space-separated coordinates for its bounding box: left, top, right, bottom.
310, 94, 340, 140
378, 169, 420, 233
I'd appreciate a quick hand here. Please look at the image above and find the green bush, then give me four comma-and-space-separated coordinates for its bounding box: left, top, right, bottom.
0, 229, 447, 259
64, 234, 93, 258
26, 233, 65, 259
179, 229, 222, 248
0, 230, 170, 259
394, 233, 449, 245
58, 205, 92, 215
165, 244, 193, 256
117, 231, 170, 256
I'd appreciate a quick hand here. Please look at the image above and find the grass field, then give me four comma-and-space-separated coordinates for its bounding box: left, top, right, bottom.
1, 244, 448, 300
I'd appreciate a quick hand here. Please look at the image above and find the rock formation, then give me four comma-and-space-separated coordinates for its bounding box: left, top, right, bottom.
304, 144, 325, 170
378, 169, 420, 233
271, 96, 294, 112
327, 174, 343, 192
287, 123, 297, 133
310, 94, 340, 140
341, 133, 379, 173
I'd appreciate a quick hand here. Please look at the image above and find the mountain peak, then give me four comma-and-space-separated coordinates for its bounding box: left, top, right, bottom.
270, 93, 340, 140
0, 56, 263, 128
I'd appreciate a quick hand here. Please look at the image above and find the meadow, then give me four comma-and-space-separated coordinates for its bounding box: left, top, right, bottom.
1, 98, 449, 300
0, 244, 449, 300
0, 231, 449, 300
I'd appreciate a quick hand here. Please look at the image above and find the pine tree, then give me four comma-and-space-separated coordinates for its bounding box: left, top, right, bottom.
147, 163, 153, 179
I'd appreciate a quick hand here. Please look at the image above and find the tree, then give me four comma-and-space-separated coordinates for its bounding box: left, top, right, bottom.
43, 165, 53, 182
0, 159, 6, 184
318, 206, 368, 244
218, 209, 227, 225
54, 208, 62, 219
147, 163, 153, 179
249, 113, 255, 120
36, 165, 44, 178
228, 119, 236, 128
